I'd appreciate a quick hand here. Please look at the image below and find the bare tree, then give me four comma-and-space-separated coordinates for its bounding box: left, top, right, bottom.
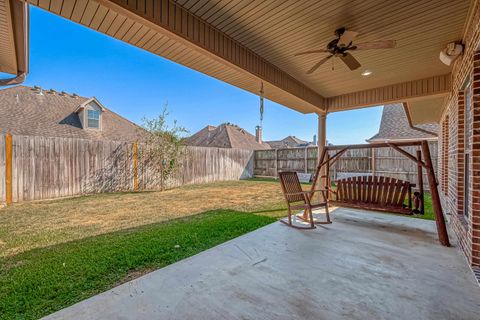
140, 105, 188, 191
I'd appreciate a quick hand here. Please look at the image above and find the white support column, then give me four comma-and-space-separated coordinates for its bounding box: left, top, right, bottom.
317, 113, 327, 199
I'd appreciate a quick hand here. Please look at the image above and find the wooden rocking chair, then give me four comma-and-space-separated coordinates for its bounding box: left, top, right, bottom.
278, 171, 331, 229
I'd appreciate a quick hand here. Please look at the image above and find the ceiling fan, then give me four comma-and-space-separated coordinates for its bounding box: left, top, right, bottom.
294, 27, 396, 74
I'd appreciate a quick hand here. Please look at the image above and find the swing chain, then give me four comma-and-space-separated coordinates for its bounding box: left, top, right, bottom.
259, 82, 264, 127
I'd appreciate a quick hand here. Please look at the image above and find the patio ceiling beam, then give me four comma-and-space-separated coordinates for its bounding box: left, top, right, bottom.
93, 0, 325, 111
326, 74, 451, 112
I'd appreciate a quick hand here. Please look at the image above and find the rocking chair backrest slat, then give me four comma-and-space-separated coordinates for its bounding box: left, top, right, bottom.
279, 171, 305, 203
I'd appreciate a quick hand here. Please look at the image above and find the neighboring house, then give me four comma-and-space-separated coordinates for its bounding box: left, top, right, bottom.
367, 104, 439, 143
266, 136, 315, 149
0, 85, 145, 142
185, 123, 270, 150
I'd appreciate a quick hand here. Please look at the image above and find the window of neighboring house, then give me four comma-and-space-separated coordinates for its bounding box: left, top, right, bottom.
87, 109, 100, 129
464, 81, 472, 218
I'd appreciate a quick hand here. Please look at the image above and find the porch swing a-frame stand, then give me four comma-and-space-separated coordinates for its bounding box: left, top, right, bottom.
309, 140, 450, 247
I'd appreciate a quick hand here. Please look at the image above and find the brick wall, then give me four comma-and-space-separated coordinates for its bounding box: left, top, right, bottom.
457, 92, 465, 216
472, 52, 480, 265
440, 51, 480, 266
438, 1, 480, 266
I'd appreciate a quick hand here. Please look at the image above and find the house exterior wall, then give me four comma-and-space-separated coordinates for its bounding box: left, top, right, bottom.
439, 2, 480, 266
78, 109, 85, 129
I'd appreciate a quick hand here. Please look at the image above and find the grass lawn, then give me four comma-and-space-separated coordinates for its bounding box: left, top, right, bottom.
0, 210, 276, 320
0, 180, 286, 319
0, 180, 286, 258
0, 179, 436, 319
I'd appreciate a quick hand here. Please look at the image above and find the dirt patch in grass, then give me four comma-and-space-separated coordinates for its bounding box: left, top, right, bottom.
0, 180, 285, 257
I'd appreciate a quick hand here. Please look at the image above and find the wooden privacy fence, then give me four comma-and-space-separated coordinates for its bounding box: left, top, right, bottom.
254, 147, 319, 177
254, 142, 438, 190
0, 134, 254, 204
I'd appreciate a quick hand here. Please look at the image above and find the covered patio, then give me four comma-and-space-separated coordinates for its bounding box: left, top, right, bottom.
0, 0, 479, 318
44, 208, 480, 320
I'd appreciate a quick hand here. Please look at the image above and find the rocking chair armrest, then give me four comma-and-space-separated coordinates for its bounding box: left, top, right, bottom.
310, 188, 329, 193
285, 189, 328, 197
284, 191, 312, 196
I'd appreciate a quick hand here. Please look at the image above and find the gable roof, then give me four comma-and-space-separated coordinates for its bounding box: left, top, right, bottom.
185, 123, 270, 150
0, 85, 145, 142
367, 104, 439, 143
74, 97, 106, 113
266, 136, 314, 149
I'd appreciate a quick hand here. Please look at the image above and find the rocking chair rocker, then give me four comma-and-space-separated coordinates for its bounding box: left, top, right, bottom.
278, 171, 331, 229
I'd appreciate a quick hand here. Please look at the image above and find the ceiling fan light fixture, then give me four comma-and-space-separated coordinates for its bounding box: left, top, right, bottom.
293, 27, 396, 74
361, 70, 372, 76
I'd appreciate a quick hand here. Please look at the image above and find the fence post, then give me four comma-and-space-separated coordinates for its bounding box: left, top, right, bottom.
5, 133, 12, 205
274, 149, 278, 178
371, 148, 376, 177
133, 142, 138, 191
304, 147, 308, 173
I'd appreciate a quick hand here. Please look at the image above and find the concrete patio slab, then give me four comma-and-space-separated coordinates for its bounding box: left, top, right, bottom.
44, 208, 480, 320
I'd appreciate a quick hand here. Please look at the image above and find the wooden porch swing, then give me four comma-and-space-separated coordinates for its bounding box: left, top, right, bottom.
279, 140, 450, 247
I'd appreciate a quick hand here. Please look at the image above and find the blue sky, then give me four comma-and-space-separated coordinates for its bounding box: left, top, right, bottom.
23, 6, 382, 144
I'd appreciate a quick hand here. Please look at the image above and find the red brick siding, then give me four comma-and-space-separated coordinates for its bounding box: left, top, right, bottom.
457, 92, 465, 215
441, 51, 480, 266
439, 0, 480, 266
472, 52, 480, 265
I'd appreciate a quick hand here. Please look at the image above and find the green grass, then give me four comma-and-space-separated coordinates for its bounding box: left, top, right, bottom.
413, 193, 434, 220
0, 210, 276, 320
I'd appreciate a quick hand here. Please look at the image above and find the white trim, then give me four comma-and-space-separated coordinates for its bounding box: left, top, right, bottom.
74, 97, 106, 113
75, 97, 105, 130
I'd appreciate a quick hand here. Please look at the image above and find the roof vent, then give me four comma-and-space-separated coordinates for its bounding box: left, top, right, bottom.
33, 86, 44, 96
72, 93, 79, 98
49, 89, 57, 94
60, 91, 67, 96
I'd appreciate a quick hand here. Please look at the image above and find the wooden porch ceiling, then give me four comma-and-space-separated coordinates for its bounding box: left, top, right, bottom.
11, 0, 476, 118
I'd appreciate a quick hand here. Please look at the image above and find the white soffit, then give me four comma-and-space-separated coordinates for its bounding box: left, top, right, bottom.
405, 96, 446, 125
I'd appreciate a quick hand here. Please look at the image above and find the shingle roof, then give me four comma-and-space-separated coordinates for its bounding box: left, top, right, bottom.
0, 85, 145, 142
185, 123, 270, 150
266, 136, 314, 149
367, 104, 438, 142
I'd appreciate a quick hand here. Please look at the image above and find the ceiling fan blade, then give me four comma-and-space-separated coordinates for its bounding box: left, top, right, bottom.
338, 30, 359, 47
294, 49, 329, 56
352, 40, 396, 50
340, 52, 361, 71
307, 55, 333, 74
